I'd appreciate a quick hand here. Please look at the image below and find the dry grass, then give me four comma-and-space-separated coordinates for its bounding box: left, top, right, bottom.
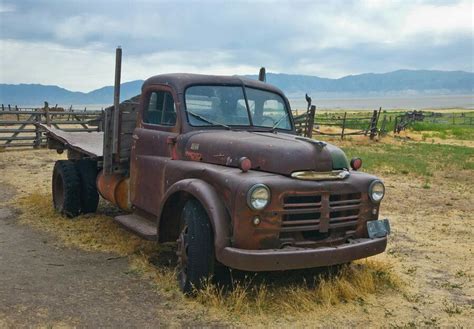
13, 191, 401, 326
195, 260, 400, 323
16, 193, 150, 255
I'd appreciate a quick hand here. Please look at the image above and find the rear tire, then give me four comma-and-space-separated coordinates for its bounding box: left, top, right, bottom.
177, 199, 215, 294
52, 160, 81, 218
76, 159, 99, 213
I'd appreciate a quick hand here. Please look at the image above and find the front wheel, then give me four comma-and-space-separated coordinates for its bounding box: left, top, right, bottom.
176, 199, 215, 294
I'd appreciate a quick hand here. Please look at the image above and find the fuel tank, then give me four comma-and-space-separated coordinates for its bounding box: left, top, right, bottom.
96, 171, 131, 211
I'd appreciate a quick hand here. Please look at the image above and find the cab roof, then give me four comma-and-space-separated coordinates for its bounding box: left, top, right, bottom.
143, 73, 285, 95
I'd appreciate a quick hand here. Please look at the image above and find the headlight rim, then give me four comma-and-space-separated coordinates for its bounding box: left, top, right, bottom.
247, 183, 271, 211
368, 179, 385, 203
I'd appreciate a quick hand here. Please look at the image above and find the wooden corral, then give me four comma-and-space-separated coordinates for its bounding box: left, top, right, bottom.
0, 103, 102, 148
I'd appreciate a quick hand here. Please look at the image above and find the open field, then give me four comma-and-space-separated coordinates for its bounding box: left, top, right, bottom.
0, 122, 473, 327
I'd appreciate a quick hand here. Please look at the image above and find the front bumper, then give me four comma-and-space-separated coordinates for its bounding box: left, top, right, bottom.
219, 236, 387, 271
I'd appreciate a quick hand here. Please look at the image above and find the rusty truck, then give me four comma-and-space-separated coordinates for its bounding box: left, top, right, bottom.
42, 48, 390, 293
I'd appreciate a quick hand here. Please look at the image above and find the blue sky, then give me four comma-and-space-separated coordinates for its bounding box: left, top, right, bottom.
0, 0, 472, 91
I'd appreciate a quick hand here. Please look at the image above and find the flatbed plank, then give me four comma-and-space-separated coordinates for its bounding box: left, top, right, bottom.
39, 124, 103, 157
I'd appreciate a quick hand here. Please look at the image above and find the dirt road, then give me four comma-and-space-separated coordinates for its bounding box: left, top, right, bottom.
0, 183, 215, 327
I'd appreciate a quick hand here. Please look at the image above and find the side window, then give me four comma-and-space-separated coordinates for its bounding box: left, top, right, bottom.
144, 91, 177, 126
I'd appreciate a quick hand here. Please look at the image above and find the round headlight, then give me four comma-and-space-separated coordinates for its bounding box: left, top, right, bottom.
247, 184, 270, 210
369, 180, 385, 203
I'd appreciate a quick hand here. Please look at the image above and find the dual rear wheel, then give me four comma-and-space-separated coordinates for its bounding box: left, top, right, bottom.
52, 159, 99, 217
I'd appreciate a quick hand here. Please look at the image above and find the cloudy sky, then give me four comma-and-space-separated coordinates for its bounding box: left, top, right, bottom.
0, 0, 472, 91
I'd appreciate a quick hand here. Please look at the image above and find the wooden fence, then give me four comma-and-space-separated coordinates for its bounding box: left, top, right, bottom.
311, 108, 385, 140
393, 111, 474, 133
0, 104, 102, 148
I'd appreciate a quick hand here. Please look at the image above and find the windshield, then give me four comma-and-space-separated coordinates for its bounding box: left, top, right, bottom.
185, 85, 292, 130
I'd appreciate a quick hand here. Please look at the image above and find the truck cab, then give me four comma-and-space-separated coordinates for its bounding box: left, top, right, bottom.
46, 73, 390, 294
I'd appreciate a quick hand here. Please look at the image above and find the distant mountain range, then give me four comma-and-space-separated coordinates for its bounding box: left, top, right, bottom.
1, 70, 472, 106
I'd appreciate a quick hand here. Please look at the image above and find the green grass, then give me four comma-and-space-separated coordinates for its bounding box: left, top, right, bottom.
342, 143, 474, 177
410, 122, 474, 140
311, 110, 474, 137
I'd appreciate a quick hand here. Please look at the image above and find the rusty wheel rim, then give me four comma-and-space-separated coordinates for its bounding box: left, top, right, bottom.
176, 225, 189, 289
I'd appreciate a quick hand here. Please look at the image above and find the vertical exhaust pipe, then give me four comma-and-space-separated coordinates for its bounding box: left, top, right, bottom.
112, 46, 122, 154
258, 67, 266, 82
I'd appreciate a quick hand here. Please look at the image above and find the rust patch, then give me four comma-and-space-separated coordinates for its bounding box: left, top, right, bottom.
185, 150, 202, 161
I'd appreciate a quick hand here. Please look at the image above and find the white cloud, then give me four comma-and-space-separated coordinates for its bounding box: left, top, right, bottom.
0, 3, 15, 13
0, 39, 259, 91
0, 39, 115, 91
0, 0, 472, 89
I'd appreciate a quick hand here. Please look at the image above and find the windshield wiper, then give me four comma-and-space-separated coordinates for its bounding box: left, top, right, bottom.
187, 111, 231, 130
270, 113, 288, 132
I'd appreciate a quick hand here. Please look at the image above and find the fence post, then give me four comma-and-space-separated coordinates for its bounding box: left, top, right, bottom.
379, 115, 387, 137
307, 105, 316, 138
15, 105, 20, 121
45, 101, 51, 127
341, 112, 347, 140
34, 111, 41, 149
375, 107, 382, 129
369, 110, 378, 139
1, 104, 4, 111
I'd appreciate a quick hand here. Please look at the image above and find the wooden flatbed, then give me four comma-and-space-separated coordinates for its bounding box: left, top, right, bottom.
39, 124, 103, 157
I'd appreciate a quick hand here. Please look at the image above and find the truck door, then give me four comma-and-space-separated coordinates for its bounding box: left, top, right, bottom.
130, 86, 179, 215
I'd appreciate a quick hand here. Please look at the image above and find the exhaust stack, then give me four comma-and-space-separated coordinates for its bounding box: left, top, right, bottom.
258, 67, 266, 82
112, 46, 122, 154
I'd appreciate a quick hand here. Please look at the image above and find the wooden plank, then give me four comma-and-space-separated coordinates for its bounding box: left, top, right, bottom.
119, 138, 132, 153
34, 113, 42, 148
0, 120, 37, 125
39, 124, 103, 157
120, 120, 137, 133
61, 128, 98, 132
0, 128, 36, 133
0, 142, 37, 148
0, 136, 37, 141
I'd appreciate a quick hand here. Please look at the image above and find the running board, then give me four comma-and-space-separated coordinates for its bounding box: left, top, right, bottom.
114, 213, 157, 240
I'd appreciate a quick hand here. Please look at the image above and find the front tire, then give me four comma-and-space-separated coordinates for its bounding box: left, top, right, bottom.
52, 160, 81, 218
177, 199, 215, 294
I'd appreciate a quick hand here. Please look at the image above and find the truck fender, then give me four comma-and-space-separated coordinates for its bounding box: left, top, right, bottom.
157, 179, 231, 261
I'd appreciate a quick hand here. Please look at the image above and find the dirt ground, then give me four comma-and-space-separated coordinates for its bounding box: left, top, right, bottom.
0, 146, 473, 327
0, 150, 223, 328
0, 183, 220, 328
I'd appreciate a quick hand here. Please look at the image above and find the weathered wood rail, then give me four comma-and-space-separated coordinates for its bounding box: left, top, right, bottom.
0, 104, 102, 148
293, 105, 316, 138
294, 107, 386, 140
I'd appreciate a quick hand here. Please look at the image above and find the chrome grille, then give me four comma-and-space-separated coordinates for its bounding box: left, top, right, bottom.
281, 193, 361, 233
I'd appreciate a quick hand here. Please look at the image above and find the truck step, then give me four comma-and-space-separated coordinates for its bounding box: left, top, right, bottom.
114, 213, 157, 240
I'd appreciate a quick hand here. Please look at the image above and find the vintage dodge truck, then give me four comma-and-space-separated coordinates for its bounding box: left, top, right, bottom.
42, 49, 390, 293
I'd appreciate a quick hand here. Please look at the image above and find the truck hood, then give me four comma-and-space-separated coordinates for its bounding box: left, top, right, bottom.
177, 130, 349, 175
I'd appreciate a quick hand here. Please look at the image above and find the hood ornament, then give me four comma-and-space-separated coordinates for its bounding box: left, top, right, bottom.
295, 136, 326, 149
